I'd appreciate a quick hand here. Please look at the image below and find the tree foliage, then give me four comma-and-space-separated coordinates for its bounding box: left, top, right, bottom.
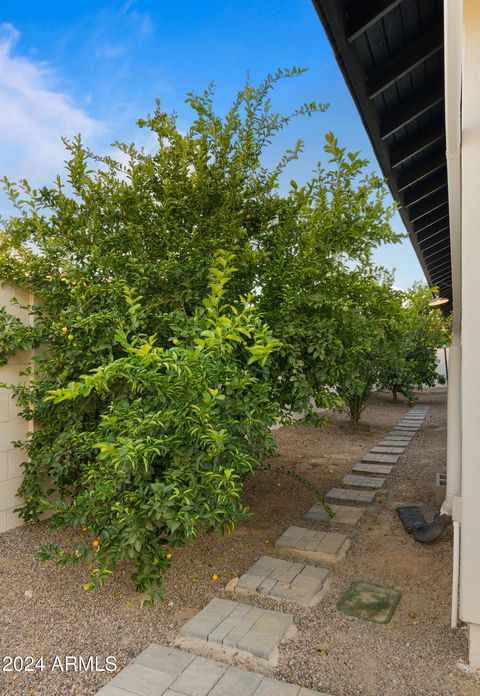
0, 69, 423, 597
377, 284, 451, 404
38, 253, 281, 602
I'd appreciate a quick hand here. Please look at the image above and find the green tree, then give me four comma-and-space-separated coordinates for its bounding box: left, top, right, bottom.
378, 284, 451, 403
36, 253, 281, 602
331, 270, 404, 428
0, 70, 401, 596
257, 133, 399, 414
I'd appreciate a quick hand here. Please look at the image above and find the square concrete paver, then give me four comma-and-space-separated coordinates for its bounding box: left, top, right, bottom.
275, 525, 350, 563
362, 452, 399, 464
352, 462, 393, 475
371, 445, 404, 454
233, 555, 330, 607
97, 644, 331, 696
304, 503, 365, 526
176, 598, 295, 667
343, 473, 385, 489
325, 487, 376, 505
389, 432, 413, 440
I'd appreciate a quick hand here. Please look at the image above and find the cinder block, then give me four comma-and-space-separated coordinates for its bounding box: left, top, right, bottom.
0, 452, 8, 481
0, 419, 29, 451
0, 476, 23, 512
0, 363, 30, 387
0, 389, 10, 423
6, 507, 24, 531
8, 448, 26, 479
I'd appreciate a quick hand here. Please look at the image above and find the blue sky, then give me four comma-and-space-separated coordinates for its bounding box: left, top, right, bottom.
0, 0, 424, 288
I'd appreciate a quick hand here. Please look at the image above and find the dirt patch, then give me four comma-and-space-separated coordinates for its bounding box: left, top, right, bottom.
0, 389, 477, 695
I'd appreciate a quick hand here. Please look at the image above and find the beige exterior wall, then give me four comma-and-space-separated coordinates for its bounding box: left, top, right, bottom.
0, 283, 35, 533
459, 0, 480, 667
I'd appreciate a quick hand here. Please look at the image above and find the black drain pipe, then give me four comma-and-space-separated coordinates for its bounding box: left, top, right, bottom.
397, 506, 453, 543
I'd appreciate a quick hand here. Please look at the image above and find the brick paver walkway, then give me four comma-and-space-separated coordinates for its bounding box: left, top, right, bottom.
232, 555, 330, 607
96, 644, 329, 695
176, 598, 295, 667
95, 404, 430, 696
275, 525, 350, 563
304, 503, 365, 525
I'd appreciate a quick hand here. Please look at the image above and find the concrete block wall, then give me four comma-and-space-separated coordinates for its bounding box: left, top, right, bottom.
0, 283, 34, 533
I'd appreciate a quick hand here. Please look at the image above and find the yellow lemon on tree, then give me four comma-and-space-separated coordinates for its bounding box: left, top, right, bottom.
92, 539, 100, 549
166, 552, 172, 560
67, 334, 74, 341
61, 326, 68, 334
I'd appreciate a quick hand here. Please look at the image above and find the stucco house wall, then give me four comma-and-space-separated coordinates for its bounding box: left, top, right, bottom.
0, 283, 34, 532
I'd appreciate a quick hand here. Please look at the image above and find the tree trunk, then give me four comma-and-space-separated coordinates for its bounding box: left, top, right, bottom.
392, 388, 398, 402
349, 397, 361, 431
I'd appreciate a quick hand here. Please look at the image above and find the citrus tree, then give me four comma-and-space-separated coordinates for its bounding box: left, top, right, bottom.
35, 253, 281, 602
330, 269, 404, 428
378, 284, 451, 402
0, 69, 401, 597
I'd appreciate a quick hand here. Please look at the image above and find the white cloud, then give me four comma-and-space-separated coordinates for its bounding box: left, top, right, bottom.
0, 23, 103, 186
95, 44, 128, 59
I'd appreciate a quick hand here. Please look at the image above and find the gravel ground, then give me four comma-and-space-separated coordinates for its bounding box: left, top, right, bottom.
1, 389, 479, 696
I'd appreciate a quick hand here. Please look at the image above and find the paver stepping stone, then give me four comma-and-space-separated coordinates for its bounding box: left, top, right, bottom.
371, 446, 404, 454
343, 474, 385, 489
95, 643, 331, 696
389, 432, 413, 439
362, 452, 399, 464
325, 487, 376, 505
336, 581, 402, 624
304, 503, 365, 526
378, 440, 407, 448
175, 598, 295, 668
352, 462, 393, 475
232, 555, 330, 607
275, 525, 350, 563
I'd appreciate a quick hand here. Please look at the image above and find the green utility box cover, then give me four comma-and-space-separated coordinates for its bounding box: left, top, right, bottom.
337, 581, 402, 624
